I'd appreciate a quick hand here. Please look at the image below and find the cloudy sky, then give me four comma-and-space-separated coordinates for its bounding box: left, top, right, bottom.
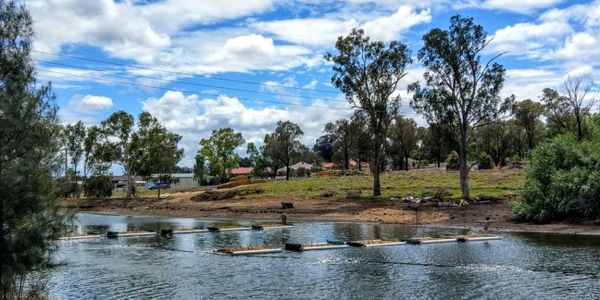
28, 0, 600, 167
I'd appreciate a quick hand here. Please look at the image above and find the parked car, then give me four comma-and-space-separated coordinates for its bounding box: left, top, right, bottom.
149, 182, 170, 190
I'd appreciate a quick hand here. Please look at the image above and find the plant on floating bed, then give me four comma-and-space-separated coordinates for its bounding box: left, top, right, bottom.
216, 245, 277, 254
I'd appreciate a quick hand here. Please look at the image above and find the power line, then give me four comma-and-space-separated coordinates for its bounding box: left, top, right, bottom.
37, 68, 421, 116
31, 49, 340, 94
32, 58, 348, 103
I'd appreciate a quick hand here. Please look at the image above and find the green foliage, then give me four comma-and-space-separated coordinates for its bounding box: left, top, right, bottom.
477, 152, 494, 170
513, 131, 600, 222
388, 116, 420, 171
269, 121, 304, 180
198, 127, 244, 180
54, 171, 80, 198
326, 28, 411, 196
512, 99, 545, 151
83, 175, 113, 199
445, 151, 459, 170
193, 153, 206, 185
0, 1, 68, 296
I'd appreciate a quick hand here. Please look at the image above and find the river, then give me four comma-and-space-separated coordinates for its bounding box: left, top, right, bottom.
48, 213, 600, 299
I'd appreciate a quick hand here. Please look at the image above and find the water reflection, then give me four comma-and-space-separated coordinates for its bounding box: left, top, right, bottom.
49, 213, 600, 299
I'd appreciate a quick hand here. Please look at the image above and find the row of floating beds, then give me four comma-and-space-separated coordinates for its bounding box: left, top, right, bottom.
213, 235, 503, 255
58, 225, 293, 240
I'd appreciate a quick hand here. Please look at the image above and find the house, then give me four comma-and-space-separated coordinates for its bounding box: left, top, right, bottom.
148, 173, 199, 189
228, 167, 253, 176
291, 161, 313, 170
321, 162, 336, 170
111, 175, 146, 190
349, 160, 369, 170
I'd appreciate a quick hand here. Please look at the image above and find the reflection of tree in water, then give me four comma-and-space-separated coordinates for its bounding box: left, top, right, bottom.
83, 224, 109, 235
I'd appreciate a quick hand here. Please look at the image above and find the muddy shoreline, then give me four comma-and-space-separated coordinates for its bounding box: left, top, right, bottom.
62, 193, 600, 236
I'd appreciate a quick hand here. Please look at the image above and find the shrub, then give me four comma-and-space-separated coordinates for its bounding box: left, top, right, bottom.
83, 175, 113, 199
445, 151, 459, 170
54, 172, 80, 198
478, 152, 494, 169
513, 132, 600, 222
296, 167, 307, 177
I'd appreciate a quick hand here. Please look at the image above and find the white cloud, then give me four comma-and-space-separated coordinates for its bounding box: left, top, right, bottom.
142, 91, 350, 166
60, 94, 114, 124
477, 0, 564, 14
488, 21, 571, 59
252, 6, 431, 47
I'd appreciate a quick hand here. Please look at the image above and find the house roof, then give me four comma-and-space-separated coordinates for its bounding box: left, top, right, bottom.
321, 162, 335, 168
291, 162, 313, 170
229, 167, 253, 175
111, 175, 143, 181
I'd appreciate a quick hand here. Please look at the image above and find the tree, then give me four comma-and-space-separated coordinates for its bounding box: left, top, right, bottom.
544, 76, 597, 141
0, 1, 67, 297
198, 128, 245, 181
193, 153, 206, 185
512, 99, 545, 152
96, 111, 136, 198
313, 134, 334, 163
410, 15, 512, 200
134, 112, 183, 198
324, 119, 357, 170
326, 28, 411, 196
271, 121, 303, 180
422, 122, 454, 168
388, 116, 420, 171
63, 121, 86, 197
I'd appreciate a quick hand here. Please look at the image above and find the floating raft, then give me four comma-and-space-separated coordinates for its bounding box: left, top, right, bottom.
59, 234, 101, 240
346, 239, 407, 247
284, 242, 349, 252
172, 229, 208, 234
214, 246, 282, 256
108, 231, 156, 238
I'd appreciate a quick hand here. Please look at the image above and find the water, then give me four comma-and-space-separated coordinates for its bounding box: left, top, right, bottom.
49, 213, 600, 299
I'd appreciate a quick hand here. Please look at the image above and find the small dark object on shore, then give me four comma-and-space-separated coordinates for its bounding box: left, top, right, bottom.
106, 231, 119, 239
406, 238, 421, 245
207, 226, 220, 232
281, 202, 294, 209
477, 199, 491, 204
251, 225, 264, 230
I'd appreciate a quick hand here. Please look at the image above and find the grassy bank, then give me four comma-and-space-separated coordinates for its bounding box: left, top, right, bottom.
251, 169, 524, 200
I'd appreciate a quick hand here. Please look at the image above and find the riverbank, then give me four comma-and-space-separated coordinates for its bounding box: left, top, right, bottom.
61, 183, 600, 237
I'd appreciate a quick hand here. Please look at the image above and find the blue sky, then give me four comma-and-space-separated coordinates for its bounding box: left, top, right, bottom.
26, 0, 600, 167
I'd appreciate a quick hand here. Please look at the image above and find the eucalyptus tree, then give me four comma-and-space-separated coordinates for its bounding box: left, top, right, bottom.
0, 1, 67, 297
326, 28, 411, 196
324, 119, 357, 170
134, 112, 183, 198
410, 15, 512, 200
512, 99, 545, 152
388, 116, 420, 171
198, 127, 245, 181
271, 121, 303, 180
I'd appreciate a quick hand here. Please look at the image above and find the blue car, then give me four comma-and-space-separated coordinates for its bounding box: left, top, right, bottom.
149, 182, 170, 190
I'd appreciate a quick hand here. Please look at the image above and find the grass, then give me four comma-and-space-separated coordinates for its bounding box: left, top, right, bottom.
249, 169, 524, 201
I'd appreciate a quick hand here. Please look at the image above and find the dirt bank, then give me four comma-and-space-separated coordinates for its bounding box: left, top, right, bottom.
61, 189, 600, 236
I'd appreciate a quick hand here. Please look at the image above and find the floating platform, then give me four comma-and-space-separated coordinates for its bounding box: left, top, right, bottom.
346, 240, 407, 247
213, 246, 282, 256
172, 229, 209, 234
284, 242, 349, 252
59, 234, 101, 240
110, 231, 156, 238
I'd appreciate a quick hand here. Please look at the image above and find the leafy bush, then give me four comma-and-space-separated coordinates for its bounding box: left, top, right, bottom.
478, 152, 494, 169
513, 132, 600, 222
296, 167, 307, 177
83, 175, 113, 199
54, 172, 80, 198
445, 151, 459, 170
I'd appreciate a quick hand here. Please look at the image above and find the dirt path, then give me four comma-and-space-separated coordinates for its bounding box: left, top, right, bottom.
63, 190, 600, 236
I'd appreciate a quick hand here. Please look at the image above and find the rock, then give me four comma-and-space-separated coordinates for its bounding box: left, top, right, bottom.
346, 189, 362, 198
322, 191, 336, 198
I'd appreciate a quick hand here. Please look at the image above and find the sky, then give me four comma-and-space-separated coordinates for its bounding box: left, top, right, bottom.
26, 0, 600, 168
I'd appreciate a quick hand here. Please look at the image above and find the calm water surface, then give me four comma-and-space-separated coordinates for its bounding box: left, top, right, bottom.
48, 213, 600, 299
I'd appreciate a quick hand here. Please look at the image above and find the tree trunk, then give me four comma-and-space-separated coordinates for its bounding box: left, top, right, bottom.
344, 149, 349, 170
576, 113, 583, 140
358, 160, 362, 171
373, 167, 381, 197
126, 170, 133, 199
285, 159, 290, 181
458, 126, 470, 200
405, 156, 409, 171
